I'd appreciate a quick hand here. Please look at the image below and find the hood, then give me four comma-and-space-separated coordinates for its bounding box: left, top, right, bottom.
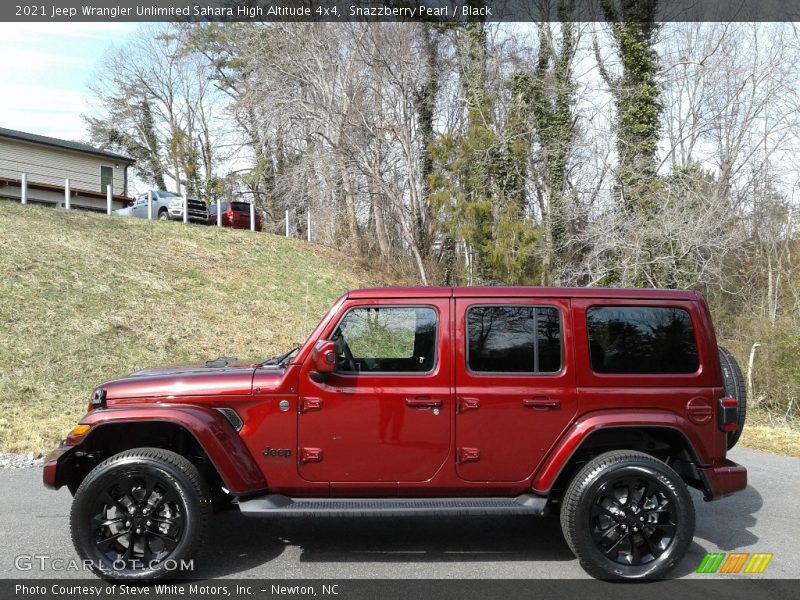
127, 359, 259, 378
101, 362, 264, 400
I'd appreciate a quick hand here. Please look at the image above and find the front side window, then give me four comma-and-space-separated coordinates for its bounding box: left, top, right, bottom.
467, 305, 562, 373
586, 306, 699, 374
332, 306, 437, 373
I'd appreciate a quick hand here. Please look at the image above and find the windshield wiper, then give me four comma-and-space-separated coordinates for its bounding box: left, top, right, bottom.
261, 346, 300, 367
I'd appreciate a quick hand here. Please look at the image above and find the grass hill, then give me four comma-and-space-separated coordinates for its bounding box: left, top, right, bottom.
0, 201, 385, 454
1, 201, 796, 458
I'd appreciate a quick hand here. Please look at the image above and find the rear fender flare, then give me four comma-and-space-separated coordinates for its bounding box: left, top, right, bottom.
532, 409, 704, 494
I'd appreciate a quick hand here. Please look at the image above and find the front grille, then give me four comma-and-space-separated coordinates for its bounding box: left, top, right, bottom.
186, 198, 208, 222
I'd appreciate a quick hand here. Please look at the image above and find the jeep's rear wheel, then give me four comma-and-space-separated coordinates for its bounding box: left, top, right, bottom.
70, 448, 211, 580
560, 450, 695, 579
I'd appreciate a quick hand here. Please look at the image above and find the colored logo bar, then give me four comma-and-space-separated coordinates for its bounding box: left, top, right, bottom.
697, 552, 773, 574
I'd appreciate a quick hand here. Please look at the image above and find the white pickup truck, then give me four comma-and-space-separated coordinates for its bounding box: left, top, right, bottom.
112, 190, 208, 224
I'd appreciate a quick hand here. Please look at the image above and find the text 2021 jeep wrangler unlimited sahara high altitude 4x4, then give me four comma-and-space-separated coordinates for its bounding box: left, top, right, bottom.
43, 287, 747, 580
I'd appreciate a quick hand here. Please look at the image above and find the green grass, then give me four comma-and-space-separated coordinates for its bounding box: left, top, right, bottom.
0, 201, 387, 454
739, 409, 800, 457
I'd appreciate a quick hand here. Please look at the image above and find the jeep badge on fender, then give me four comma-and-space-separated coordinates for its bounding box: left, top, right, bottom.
43, 286, 747, 581
263, 448, 292, 457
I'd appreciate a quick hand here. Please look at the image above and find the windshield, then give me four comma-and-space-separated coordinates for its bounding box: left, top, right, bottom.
261, 346, 299, 367
260, 295, 347, 367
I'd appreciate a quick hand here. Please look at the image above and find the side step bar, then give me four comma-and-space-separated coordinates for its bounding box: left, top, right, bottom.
237, 493, 548, 518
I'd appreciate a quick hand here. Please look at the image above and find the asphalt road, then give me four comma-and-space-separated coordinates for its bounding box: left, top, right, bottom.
0, 447, 797, 580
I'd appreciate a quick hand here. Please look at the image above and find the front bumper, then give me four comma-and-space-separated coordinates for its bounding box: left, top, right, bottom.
167, 208, 208, 223
42, 443, 73, 490
699, 458, 747, 501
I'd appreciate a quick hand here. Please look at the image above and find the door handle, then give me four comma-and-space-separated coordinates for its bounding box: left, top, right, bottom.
405, 396, 442, 408
523, 397, 560, 409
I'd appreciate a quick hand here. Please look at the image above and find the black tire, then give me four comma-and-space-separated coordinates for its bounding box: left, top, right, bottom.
718, 346, 747, 449
70, 448, 212, 581
158, 210, 169, 221
560, 450, 695, 580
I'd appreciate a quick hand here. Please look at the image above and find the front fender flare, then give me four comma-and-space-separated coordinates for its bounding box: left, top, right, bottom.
48, 405, 266, 495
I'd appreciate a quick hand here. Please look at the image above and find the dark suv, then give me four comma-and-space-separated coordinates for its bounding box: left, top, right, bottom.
44, 287, 747, 580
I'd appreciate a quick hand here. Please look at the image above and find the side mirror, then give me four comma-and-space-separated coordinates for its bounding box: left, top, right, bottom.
310, 340, 336, 381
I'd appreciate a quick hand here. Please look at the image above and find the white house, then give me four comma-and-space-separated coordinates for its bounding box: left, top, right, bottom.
0, 127, 134, 212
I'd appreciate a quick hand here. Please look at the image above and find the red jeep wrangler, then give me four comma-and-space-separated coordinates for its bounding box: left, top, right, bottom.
44, 287, 747, 580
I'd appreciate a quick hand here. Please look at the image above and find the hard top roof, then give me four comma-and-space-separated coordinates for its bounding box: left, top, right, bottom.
347, 286, 699, 300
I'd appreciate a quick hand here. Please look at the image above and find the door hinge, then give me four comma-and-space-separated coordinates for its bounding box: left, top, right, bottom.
300, 397, 323, 413
457, 447, 481, 464
300, 447, 323, 463
457, 397, 480, 414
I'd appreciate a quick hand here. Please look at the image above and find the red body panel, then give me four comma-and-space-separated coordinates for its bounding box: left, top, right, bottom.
297, 298, 452, 488
453, 297, 577, 482
45, 287, 746, 501
101, 367, 255, 399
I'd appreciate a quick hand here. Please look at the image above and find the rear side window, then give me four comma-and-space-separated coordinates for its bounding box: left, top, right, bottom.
586, 307, 699, 374
333, 306, 438, 373
467, 306, 562, 373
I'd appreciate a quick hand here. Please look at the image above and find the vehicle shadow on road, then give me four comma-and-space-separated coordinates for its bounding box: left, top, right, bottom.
670, 486, 763, 578
195, 485, 763, 579
196, 511, 574, 578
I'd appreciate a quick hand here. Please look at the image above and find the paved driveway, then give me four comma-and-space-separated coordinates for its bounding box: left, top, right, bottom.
0, 447, 795, 579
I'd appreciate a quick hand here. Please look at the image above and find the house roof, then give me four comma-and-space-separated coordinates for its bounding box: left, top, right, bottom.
0, 127, 134, 163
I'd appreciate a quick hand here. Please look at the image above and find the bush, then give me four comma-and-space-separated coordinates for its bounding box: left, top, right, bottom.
721, 316, 799, 425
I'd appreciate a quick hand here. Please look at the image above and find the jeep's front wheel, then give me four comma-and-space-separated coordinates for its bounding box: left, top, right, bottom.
560, 450, 695, 579
70, 448, 212, 580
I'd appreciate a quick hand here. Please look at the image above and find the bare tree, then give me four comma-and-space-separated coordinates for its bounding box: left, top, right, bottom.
86, 25, 227, 198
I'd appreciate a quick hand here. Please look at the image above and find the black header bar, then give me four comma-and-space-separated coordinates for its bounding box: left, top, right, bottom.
4, 1, 800, 23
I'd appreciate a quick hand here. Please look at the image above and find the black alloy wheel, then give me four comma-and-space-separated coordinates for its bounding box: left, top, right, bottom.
70, 448, 211, 580
91, 472, 185, 567
561, 450, 695, 579
589, 475, 678, 566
